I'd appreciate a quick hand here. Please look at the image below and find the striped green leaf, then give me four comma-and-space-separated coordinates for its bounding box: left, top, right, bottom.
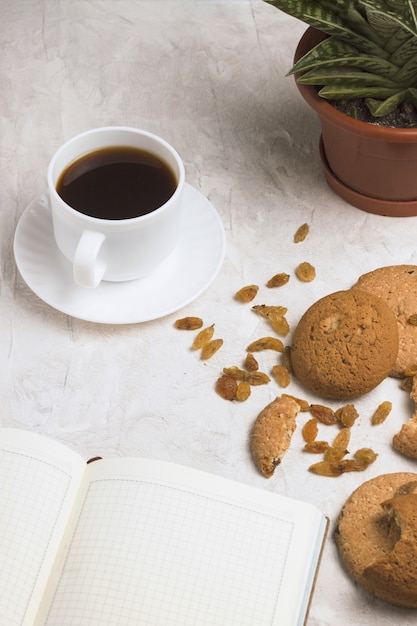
290, 40, 400, 80
297, 67, 398, 88
389, 35, 417, 65
365, 89, 411, 115
265, 0, 417, 117
318, 85, 399, 99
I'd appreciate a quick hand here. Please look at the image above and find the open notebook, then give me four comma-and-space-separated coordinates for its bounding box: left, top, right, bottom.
0, 428, 328, 626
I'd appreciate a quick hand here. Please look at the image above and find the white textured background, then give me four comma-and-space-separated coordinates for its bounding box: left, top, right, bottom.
3, 1, 417, 624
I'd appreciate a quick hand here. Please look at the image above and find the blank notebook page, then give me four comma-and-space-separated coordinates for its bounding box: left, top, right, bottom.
44, 478, 294, 626
0, 448, 73, 626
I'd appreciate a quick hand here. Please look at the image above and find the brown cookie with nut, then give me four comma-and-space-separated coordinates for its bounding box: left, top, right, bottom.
335, 472, 417, 607
290, 290, 398, 399
251, 395, 300, 478
352, 265, 417, 377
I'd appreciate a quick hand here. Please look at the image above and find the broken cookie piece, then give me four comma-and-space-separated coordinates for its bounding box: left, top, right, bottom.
250, 395, 299, 478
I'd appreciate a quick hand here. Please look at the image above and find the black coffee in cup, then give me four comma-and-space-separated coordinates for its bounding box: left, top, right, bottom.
56, 146, 177, 220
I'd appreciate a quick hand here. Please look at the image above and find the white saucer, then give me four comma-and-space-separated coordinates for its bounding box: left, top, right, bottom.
14, 183, 226, 324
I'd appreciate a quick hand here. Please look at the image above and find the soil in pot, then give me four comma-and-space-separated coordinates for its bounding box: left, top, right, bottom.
331, 98, 417, 129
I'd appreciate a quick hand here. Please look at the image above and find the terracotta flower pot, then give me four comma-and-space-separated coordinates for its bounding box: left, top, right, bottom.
294, 27, 417, 216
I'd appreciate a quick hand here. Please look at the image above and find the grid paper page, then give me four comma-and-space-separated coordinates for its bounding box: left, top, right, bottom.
0, 448, 73, 626
44, 478, 294, 626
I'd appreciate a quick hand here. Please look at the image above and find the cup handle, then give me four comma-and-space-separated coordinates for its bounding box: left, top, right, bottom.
73, 230, 107, 288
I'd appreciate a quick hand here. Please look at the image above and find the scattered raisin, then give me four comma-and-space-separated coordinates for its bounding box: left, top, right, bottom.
201, 338, 223, 360
335, 404, 359, 427
332, 427, 351, 451
355, 448, 378, 464
252, 304, 288, 319
223, 366, 248, 381
247, 371, 271, 386
296, 262, 316, 282
235, 285, 259, 303
294, 223, 309, 243
215, 375, 237, 400
310, 404, 337, 425
324, 446, 347, 463
371, 401, 392, 425
191, 324, 215, 350
247, 337, 284, 352
268, 314, 290, 336
308, 460, 343, 477
174, 316, 203, 330
235, 381, 251, 401
309, 458, 369, 477
302, 418, 318, 443
271, 364, 291, 388
266, 273, 290, 288
244, 353, 259, 372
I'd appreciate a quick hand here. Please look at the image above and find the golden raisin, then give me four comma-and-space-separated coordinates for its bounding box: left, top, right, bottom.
247, 371, 271, 386
200, 338, 223, 360
408, 314, 417, 326
335, 404, 359, 427
295, 262, 316, 282
294, 223, 309, 243
310, 404, 337, 425
403, 365, 417, 377
174, 316, 203, 330
309, 458, 369, 477
235, 381, 251, 402
338, 459, 369, 473
191, 324, 215, 350
355, 448, 378, 464
302, 418, 318, 443
332, 427, 351, 451
271, 365, 291, 388
266, 273, 290, 288
308, 461, 343, 477
324, 446, 347, 463
235, 284, 259, 303
223, 366, 248, 381
244, 353, 259, 372
215, 375, 237, 400
371, 401, 392, 425
247, 337, 284, 352
268, 314, 290, 336
252, 304, 288, 319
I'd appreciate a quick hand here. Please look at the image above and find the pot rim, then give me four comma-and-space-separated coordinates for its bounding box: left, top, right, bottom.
295, 27, 417, 143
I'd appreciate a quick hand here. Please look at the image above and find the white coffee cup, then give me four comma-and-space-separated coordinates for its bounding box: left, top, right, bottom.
47, 126, 185, 288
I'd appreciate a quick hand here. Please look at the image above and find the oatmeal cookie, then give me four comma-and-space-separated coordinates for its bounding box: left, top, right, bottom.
291, 290, 398, 399
335, 473, 417, 607
352, 265, 417, 377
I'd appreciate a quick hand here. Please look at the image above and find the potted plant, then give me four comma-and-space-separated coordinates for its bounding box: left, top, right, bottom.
265, 0, 417, 216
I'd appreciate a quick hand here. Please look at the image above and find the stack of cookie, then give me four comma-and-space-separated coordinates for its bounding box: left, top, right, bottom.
249, 266, 417, 606
289, 265, 417, 608
290, 265, 417, 460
